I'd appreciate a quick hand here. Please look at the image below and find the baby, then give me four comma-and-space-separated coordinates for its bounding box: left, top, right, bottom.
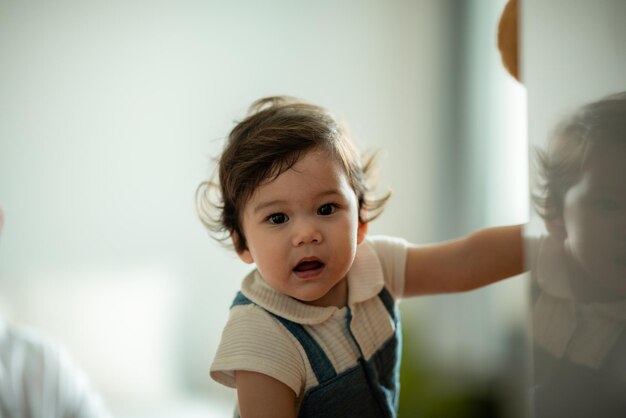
528, 92, 626, 417
198, 96, 524, 418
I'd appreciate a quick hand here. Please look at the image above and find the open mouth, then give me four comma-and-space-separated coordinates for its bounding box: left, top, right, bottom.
293, 259, 325, 278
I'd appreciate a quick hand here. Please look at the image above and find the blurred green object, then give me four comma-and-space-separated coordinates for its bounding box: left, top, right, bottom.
398, 325, 505, 418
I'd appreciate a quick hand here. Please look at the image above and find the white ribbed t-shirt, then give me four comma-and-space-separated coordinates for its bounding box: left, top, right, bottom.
210, 235, 408, 398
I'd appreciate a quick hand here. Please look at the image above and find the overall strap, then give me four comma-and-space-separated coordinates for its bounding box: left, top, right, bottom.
377, 287, 396, 321
230, 292, 337, 383
231, 291, 253, 307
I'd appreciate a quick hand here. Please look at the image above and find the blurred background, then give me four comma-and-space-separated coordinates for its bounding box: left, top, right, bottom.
0, 0, 530, 416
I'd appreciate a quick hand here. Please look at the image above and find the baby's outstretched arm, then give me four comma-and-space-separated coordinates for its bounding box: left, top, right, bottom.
235, 370, 297, 418
403, 225, 524, 297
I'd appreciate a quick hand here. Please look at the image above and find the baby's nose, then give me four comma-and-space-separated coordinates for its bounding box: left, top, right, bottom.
293, 221, 322, 246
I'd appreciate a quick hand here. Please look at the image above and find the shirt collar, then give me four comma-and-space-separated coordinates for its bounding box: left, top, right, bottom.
536, 236, 626, 320
240, 238, 384, 325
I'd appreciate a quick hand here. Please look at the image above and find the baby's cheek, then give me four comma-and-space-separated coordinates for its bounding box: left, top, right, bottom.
580, 244, 618, 284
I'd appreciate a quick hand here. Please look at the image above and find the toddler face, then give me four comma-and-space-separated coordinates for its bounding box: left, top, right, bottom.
236, 149, 367, 306
560, 140, 626, 295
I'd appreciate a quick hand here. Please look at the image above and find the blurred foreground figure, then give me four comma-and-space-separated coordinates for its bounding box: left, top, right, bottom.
0, 208, 112, 418
529, 92, 626, 417
0, 322, 112, 418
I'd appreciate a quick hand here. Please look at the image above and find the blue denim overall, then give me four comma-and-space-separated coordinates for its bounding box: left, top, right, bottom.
232, 287, 401, 418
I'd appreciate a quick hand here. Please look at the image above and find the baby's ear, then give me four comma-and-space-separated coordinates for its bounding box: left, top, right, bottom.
357, 208, 369, 245
231, 232, 254, 264
237, 249, 254, 264
545, 217, 567, 241
357, 221, 369, 245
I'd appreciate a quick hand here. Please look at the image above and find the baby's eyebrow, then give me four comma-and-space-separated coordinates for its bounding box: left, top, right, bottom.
252, 199, 287, 214
315, 189, 343, 199
587, 186, 624, 196
252, 189, 346, 214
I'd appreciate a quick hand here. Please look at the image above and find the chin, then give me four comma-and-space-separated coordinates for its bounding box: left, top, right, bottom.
606, 280, 626, 296
295, 288, 335, 306
294, 292, 326, 303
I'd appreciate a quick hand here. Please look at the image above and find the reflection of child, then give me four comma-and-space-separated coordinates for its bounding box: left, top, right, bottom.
529, 92, 626, 417
199, 96, 524, 417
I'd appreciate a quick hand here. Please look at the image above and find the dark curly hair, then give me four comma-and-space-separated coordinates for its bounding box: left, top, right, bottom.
197, 96, 391, 253
533, 91, 626, 221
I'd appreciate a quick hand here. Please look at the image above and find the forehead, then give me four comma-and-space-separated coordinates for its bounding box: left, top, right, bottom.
246, 150, 354, 207
578, 140, 626, 192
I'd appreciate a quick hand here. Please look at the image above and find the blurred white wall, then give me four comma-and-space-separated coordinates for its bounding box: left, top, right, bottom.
0, 0, 528, 416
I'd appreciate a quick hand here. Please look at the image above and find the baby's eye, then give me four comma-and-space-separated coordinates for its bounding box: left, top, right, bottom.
594, 198, 621, 212
267, 213, 289, 224
318, 203, 337, 216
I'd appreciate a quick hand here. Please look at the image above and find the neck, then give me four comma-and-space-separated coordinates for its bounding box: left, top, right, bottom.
305, 278, 348, 308
564, 250, 624, 303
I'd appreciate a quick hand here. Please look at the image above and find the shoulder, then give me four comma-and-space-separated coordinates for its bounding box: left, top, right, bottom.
365, 235, 409, 255
524, 234, 546, 272
363, 235, 408, 300
211, 302, 306, 396
525, 235, 570, 293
